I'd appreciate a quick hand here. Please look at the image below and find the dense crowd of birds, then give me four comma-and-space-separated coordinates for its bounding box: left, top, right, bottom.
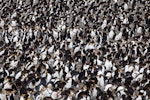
0, 0, 150, 100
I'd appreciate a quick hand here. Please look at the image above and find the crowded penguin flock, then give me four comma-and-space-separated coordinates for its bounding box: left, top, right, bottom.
0, 0, 150, 100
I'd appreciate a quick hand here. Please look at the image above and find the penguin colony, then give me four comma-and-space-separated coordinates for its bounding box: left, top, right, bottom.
0, 0, 150, 100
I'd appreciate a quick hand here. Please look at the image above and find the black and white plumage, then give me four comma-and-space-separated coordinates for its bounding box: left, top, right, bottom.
0, 0, 149, 100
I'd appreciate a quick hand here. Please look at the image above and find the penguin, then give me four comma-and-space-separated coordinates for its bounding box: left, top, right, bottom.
0, 39, 4, 48
10, 94, 15, 100
108, 30, 115, 40
51, 88, 61, 100
101, 19, 107, 30
0, 93, 6, 100
91, 84, 102, 98
77, 91, 91, 100
104, 59, 113, 71
0, 49, 5, 56
0, 18, 5, 28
